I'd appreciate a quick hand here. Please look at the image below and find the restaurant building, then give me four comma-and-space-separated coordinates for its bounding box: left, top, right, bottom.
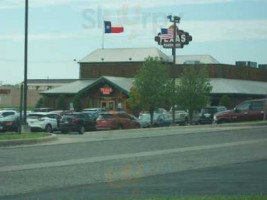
41, 47, 267, 111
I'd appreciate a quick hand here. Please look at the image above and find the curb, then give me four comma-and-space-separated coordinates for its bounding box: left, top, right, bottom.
0, 134, 58, 147
91, 120, 267, 134
214, 121, 267, 127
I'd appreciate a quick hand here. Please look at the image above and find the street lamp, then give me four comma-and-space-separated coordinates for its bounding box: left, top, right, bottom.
21, 0, 29, 132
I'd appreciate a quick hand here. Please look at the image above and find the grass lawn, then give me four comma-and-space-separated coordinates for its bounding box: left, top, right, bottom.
122, 197, 267, 200
0, 133, 48, 140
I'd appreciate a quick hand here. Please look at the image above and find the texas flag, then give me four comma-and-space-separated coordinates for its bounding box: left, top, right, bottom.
104, 21, 124, 34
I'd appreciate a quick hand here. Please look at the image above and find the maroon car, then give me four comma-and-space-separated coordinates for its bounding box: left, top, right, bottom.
214, 99, 267, 124
96, 112, 140, 130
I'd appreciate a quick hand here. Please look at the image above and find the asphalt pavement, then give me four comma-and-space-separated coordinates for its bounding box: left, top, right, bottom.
0, 124, 267, 199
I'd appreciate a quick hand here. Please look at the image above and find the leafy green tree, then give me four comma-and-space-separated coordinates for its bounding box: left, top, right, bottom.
72, 94, 82, 112
219, 94, 231, 108
55, 95, 68, 110
176, 67, 213, 122
129, 57, 170, 125
35, 97, 44, 108
127, 86, 143, 115
35, 96, 49, 108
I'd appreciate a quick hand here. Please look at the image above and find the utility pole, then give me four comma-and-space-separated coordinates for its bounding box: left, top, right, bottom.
22, 0, 29, 132
167, 15, 180, 124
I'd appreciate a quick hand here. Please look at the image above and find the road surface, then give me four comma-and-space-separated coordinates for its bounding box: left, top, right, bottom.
0, 124, 267, 199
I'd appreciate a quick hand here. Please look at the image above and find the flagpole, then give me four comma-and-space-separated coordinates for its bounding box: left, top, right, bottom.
102, 24, 104, 49
102, 17, 105, 49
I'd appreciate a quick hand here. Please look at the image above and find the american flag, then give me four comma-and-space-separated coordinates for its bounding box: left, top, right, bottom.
160, 28, 174, 39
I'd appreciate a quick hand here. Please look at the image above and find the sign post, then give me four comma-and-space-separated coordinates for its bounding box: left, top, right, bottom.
154, 15, 192, 123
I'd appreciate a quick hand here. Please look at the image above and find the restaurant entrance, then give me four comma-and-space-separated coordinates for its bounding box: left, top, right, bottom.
100, 100, 115, 111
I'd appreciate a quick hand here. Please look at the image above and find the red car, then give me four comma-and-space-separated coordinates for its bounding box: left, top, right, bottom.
96, 112, 140, 130
214, 99, 267, 124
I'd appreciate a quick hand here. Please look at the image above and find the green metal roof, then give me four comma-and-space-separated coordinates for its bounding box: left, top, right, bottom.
40, 79, 96, 95
41, 76, 134, 96
42, 77, 267, 97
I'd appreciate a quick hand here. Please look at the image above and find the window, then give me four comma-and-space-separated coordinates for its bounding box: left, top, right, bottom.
118, 113, 129, 119
251, 101, 264, 111
236, 102, 250, 112
2, 112, 15, 117
98, 114, 114, 119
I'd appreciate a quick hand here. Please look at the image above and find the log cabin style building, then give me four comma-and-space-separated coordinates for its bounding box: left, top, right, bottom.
41, 47, 267, 111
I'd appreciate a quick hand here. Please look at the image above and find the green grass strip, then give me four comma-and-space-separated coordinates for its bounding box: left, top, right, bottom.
0, 133, 48, 140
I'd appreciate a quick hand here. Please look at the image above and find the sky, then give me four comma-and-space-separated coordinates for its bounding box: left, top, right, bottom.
1, 0, 267, 84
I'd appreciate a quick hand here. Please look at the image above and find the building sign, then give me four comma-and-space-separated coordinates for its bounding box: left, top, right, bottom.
155, 28, 192, 49
100, 86, 113, 95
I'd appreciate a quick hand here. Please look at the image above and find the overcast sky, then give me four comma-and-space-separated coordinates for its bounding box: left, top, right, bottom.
1, 0, 267, 84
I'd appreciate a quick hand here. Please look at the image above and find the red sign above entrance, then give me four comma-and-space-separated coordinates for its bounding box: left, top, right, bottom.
100, 87, 113, 95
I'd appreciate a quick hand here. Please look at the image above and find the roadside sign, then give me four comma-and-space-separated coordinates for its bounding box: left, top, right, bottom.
155, 27, 192, 49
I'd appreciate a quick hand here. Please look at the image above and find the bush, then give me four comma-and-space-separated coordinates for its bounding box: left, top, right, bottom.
219, 95, 231, 108
72, 94, 82, 112
55, 95, 68, 110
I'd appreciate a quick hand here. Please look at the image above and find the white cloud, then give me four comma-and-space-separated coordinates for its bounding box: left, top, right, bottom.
183, 19, 267, 42
0, 33, 87, 40
1, 20, 267, 43
100, 19, 267, 45
0, 0, 257, 9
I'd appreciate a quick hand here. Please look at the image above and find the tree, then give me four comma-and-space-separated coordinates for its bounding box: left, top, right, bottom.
55, 95, 68, 110
219, 94, 231, 108
176, 67, 213, 122
72, 94, 82, 112
35, 97, 44, 108
127, 86, 143, 116
128, 57, 170, 125
35, 96, 49, 108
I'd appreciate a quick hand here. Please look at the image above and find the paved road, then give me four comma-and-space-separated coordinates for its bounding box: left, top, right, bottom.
0, 125, 267, 199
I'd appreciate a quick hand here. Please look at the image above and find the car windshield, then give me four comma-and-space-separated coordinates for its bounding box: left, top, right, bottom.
0, 115, 18, 121
28, 114, 46, 119
140, 114, 160, 121
62, 115, 75, 120
98, 114, 114, 119
201, 108, 218, 115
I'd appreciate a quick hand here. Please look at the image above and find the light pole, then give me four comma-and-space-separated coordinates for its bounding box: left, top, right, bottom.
167, 15, 180, 123
23, 0, 28, 127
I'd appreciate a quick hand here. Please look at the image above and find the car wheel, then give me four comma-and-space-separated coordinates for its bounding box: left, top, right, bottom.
79, 125, 85, 134
182, 118, 189, 126
135, 124, 141, 129
61, 130, 68, 134
117, 124, 123, 130
45, 124, 53, 133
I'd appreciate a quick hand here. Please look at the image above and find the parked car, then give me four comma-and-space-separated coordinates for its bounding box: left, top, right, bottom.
59, 112, 96, 134
139, 113, 172, 128
27, 113, 60, 132
198, 106, 227, 124
96, 112, 140, 130
0, 110, 17, 119
34, 108, 55, 113
0, 108, 18, 112
0, 114, 20, 133
82, 108, 105, 120
214, 99, 267, 124
169, 107, 189, 125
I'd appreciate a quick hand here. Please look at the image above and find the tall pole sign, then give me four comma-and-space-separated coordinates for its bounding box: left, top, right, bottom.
155, 15, 192, 123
